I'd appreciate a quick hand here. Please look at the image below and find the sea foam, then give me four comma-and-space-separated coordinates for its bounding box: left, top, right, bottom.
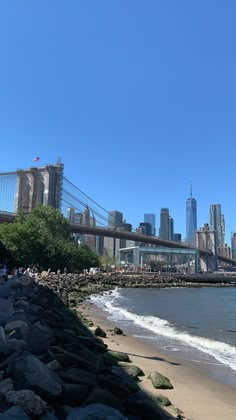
90, 288, 236, 371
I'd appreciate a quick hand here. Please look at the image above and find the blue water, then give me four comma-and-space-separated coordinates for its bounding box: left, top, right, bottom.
90, 287, 236, 387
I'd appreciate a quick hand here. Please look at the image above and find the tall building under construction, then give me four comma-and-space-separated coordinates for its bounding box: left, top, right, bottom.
14, 163, 64, 212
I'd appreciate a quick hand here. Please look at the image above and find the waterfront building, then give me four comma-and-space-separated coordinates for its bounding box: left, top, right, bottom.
159, 208, 169, 240
144, 214, 156, 236
209, 204, 224, 248
186, 188, 197, 245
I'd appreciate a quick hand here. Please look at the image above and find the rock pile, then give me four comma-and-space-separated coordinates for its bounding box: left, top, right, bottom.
35, 272, 236, 298
0, 278, 180, 419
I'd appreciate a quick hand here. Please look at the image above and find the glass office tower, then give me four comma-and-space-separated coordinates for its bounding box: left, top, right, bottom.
159, 208, 169, 240
209, 204, 224, 248
144, 213, 156, 236
186, 189, 197, 244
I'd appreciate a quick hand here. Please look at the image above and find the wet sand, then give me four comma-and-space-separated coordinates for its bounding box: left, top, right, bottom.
80, 300, 236, 420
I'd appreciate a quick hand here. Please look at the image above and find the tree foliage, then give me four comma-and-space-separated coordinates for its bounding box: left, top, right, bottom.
0, 205, 99, 272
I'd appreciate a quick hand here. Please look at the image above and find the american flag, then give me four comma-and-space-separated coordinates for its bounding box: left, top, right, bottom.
33, 157, 40, 162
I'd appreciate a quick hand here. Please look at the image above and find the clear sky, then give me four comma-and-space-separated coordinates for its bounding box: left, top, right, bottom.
0, 1, 235, 243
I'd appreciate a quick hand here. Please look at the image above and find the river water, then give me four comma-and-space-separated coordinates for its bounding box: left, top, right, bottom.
89, 287, 236, 387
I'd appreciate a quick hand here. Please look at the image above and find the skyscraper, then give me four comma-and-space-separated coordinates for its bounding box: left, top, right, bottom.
186, 188, 197, 244
168, 217, 174, 241
159, 208, 169, 240
144, 214, 156, 236
108, 210, 123, 228
104, 210, 124, 259
209, 204, 224, 248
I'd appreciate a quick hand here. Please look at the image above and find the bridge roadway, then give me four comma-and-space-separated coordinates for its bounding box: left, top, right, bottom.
69, 224, 236, 266
69, 224, 210, 254
1, 212, 236, 265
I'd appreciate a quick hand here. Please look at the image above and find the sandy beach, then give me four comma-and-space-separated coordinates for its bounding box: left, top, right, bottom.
80, 300, 236, 420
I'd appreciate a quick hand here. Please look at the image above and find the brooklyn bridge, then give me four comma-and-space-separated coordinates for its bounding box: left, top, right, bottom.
0, 162, 235, 271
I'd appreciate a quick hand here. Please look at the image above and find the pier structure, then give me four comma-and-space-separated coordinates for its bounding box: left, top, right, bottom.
118, 246, 200, 273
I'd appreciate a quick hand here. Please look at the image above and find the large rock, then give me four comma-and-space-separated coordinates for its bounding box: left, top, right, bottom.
9, 353, 63, 400
27, 323, 54, 354
155, 393, 172, 407
5, 320, 29, 340
90, 326, 106, 338
109, 351, 131, 363
96, 374, 131, 400
0, 405, 30, 419
6, 339, 28, 354
147, 371, 173, 389
113, 327, 123, 335
111, 367, 139, 393
6, 389, 48, 417
39, 411, 58, 420
61, 383, 89, 406
67, 402, 127, 419
0, 378, 14, 395
0, 299, 14, 323
49, 346, 98, 371
118, 362, 145, 378
124, 390, 173, 420
58, 367, 96, 386
0, 329, 6, 347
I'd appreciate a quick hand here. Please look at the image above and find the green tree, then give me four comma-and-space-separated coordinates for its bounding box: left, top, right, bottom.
0, 205, 99, 272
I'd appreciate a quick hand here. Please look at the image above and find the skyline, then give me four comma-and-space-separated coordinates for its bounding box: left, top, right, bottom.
1, 166, 231, 245
0, 2, 236, 243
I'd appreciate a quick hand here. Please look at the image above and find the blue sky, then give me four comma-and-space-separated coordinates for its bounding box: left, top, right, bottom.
0, 1, 235, 242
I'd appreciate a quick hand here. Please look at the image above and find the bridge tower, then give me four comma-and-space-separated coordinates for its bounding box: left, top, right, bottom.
14, 163, 64, 212
195, 225, 218, 272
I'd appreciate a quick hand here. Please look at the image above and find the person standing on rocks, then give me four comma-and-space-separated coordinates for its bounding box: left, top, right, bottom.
1, 264, 7, 282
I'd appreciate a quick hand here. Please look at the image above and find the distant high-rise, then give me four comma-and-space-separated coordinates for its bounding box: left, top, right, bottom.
159, 208, 169, 240
82, 205, 90, 226
186, 187, 197, 244
67, 207, 75, 223
144, 214, 156, 236
209, 204, 224, 247
138, 222, 152, 236
174, 233, 182, 242
108, 210, 123, 228
221, 214, 225, 246
104, 210, 124, 259
231, 233, 236, 258
168, 217, 174, 241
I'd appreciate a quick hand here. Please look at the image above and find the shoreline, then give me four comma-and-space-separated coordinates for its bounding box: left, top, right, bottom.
80, 300, 236, 420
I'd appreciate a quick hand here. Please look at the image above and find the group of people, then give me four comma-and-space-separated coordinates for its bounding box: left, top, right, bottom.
0, 264, 8, 285
14, 266, 39, 277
